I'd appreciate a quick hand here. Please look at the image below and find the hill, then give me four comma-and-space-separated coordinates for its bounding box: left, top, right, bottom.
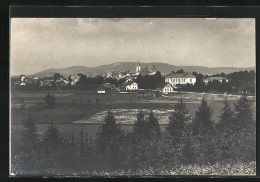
30, 62, 255, 77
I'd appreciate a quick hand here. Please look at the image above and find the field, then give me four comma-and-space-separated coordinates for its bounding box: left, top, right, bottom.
11, 90, 255, 136
10, 90, 256, 176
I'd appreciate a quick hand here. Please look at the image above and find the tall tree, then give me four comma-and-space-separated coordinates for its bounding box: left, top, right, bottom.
234, 94, 253, 129
218, 97, 235, 130
146, 110, 161, 137
192, 97, 213, 134
133, 110, 146, 136
42, 123, 62, 167
96, 111, 122, 168
20, 113, 38, 153
167, 99, 190, 140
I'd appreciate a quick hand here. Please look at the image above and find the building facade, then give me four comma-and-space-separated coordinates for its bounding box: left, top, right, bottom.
165, 71, 196, 87
203, 77, 229, 84
157, 83, 175, 94
122, 81, 138, 91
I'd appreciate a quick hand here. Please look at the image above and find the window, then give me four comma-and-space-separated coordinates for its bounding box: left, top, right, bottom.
190, 79, 192, 82
184, 79, 185, 82
173, 79, 175, 82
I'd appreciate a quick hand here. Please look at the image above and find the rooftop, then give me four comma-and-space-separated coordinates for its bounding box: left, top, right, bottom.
165, 72, 196, 78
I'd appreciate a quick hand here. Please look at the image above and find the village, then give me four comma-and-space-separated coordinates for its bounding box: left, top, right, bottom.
11, 61, 236, 96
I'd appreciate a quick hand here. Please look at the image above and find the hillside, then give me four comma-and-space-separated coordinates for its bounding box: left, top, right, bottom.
30, 62, 255, 77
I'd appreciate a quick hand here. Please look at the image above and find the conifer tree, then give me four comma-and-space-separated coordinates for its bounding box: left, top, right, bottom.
234, 94, 253, 129
21, 113, 38, 153
96, 111, 122, 168
167, 99, 190, 139
42, 123, 62, 167
133, 110, 146, 136
146, 110, 161, 137
218, 97, 235, 130
192, 97, 213, 134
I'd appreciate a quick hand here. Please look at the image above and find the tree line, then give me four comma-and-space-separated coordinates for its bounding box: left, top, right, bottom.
11, 95, 255, 175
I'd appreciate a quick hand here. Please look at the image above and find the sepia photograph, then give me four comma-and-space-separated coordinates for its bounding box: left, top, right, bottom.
10, 18, 256, 176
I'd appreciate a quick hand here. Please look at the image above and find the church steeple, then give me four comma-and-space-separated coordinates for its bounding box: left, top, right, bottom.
136, 60, 141, 74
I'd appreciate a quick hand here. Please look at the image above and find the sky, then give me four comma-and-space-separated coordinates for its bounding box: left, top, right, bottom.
10, 18, 255, 75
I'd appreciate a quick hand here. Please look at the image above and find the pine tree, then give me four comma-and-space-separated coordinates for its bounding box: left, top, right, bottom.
167, 99, 190, 139
96, 111, 122, 168
43, 124, 61, 155
21, 113, 38, 153
218, 97, 235, 130
234, 94, 253, 129
146, 110, 161, 137
192, 97, 213, 134
133, 110, 146, 136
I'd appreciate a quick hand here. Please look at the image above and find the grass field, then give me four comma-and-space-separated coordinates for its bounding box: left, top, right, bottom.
10, 90, 255, 138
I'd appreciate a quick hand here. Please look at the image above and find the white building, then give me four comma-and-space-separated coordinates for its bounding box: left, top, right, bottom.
165, 71, 196, 87
203, 77, 229, 84
123, 81, 138, 91
157, 83, 175, 94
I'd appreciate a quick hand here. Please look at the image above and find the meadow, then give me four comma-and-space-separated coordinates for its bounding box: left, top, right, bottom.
11, 90, 255, 138
10, 90, 256, 176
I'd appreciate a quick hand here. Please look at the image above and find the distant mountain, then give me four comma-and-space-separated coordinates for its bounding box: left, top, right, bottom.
30, 62, 255, 77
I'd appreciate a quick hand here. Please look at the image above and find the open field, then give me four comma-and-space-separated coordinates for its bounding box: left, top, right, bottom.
11, 90, 256, 139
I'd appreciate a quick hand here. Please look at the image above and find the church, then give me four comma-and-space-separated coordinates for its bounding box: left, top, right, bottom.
136, 61, 158, 76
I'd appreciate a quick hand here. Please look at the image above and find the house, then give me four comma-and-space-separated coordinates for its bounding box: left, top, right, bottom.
56, 79, 69, 86
165, 71, 196, 87
106, 71, 127, 80
122, 81, 138, 91
40, 80, 55, 87
69, 74, 81, 85
19, 75, 27, 82
136, 61, 158, 76
156, 83, 175, 94
203, 77, 229, 84
97, 83, 116, 93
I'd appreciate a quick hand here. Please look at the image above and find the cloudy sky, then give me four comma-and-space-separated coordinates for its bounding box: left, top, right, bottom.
11, 18, 255, 75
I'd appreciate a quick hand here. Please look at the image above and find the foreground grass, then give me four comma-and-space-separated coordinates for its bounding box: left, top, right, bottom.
12, 161, 256, 176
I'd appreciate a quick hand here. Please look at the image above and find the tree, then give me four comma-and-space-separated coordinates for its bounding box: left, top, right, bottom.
133, 110, 146, 136
176, 69, 184, 74
20, 113, 38, 153
234, 94, 253, 129
146, 110, 161, 137
167, 99, 190, 140
192, 97, 213, 134
96, 111, 122, 168
53, 73, 61, 81
42, 123, 62, 166
44, 94, 56, 108
218, 98, 235, 130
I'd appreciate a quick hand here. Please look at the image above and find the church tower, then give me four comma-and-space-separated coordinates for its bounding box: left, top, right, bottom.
136, 60, 141, 74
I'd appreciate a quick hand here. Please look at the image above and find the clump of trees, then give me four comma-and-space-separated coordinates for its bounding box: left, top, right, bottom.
11, 95, 255, 175
44, 94, 56, 108
135, 71, 164, 89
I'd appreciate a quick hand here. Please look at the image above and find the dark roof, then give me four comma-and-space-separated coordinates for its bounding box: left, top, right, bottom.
156, 82, 173, 89
122, 81, 137, 87
165, 72, 196, 78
